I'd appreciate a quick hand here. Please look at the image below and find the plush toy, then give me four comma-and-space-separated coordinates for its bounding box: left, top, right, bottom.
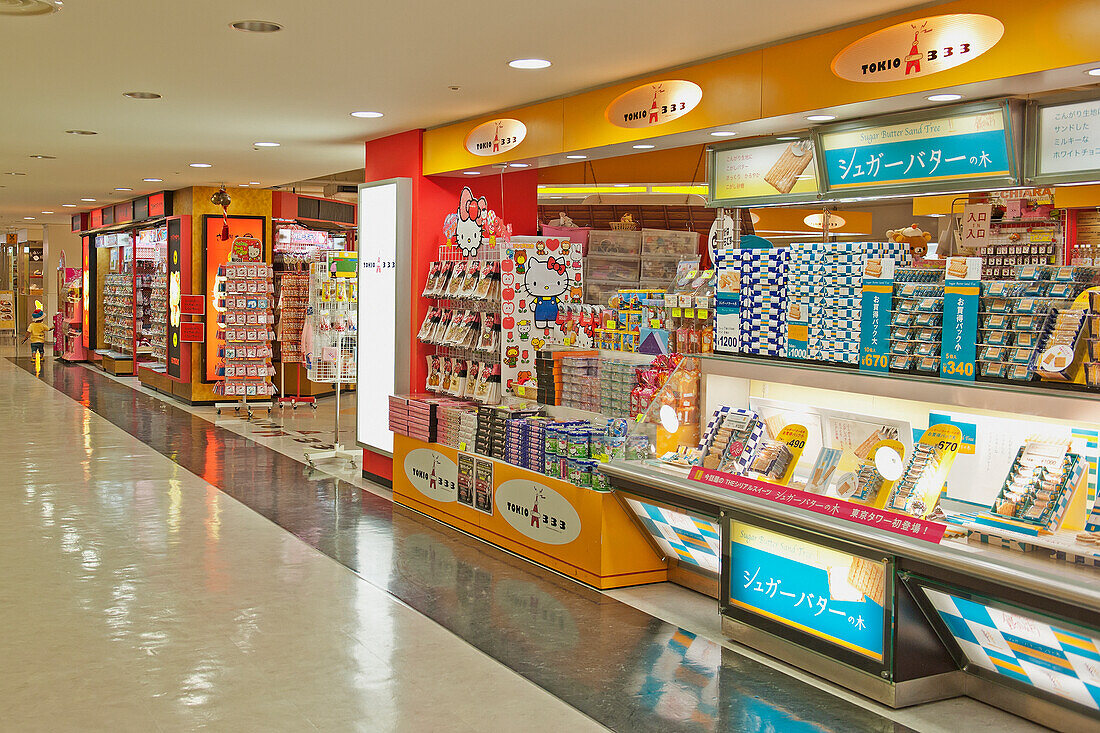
886, 224, 933, 262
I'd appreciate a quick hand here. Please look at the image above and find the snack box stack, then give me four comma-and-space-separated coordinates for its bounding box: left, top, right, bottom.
523, 418, 549, 473
475, 405, 495, 456
600, 358, 638, 418
503, 418, 529, 470
544, 421, 587, 479
387, 394, 441, 443
785, 243, 821, 360
1034, 308, 1089, 382
479, 405, 543, 461
816, 243, 863, 365
1087, 289, 1100, 389
977, 269, 1062, 382
888, 268, 945, 375
436, 403, 477, 449
534, 350, 561, 405
561, 355, 600, 412
735, 248, 788, 357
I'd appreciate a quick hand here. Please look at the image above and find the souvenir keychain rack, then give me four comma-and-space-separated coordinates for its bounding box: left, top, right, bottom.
214, 261, 276, 418
275, 267, 314, 409
303, 255, 358, 467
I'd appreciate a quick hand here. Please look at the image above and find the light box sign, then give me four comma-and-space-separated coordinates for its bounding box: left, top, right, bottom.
831, 14, 1004, 84
356, 179, 412, 455
624, 497, 721, 574
605, 80, 702, 129
728, 521, 887, 662
921, 585, 1100, 712
820, 106, 1015, 195
1032, 97, 1100, 185
709, 139, 821, 206
464, 118, 526, 157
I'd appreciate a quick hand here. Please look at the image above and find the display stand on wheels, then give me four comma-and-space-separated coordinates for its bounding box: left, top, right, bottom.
304, 252, 358, 466
212, 259, 276, 418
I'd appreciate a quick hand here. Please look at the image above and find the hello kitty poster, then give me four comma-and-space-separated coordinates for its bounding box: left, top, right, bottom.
443, 186, 509, 257
499, 237, 583, 393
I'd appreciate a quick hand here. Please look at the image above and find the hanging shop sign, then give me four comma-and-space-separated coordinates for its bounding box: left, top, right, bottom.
1029, 96, 1100, 186
831, 14, 1004, 83
819, 104, 1016, 196
464, 118, 527, 156
726, 520, 888, 662
605, 80, 702, 129
708, 138, 821, 207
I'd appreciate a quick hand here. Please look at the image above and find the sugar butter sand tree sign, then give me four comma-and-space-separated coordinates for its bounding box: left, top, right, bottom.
832, 14, 1003, 83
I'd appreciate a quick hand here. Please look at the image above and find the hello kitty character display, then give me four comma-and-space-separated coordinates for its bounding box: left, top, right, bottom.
454, 187, 488, 257
523, 256, 570, 329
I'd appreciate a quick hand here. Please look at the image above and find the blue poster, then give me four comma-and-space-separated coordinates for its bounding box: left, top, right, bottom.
940, 258, 980, 381
728, 522, 885, 661
859, 259, 894, 373
821, 109, 1012, 191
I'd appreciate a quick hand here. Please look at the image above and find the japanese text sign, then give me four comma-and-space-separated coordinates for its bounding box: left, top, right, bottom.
960, 204, 992, 251
859, 258, 894, 373
1036, 98, 1100, 181
689, 466, 947, 543
820, 108, 1012, 193
728, 521, 887, 661
940, 257, 980, 381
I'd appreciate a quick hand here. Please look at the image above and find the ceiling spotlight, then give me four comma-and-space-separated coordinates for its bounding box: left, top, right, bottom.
240, 183, 250, 187
29, 154, 55, 159
1087, 68, 1100, 77
448, 85, 461, 92
0, 0, 63, 15
114, 187, 132, 191
927, 93, 962, 102
23, 217, 35, 220
565, 154, 587, 160
613, 183, 629, 187
65, 129, 97, 135
776, 136, 800, 141
6, 172, 27, 176
632, 144, 655, 149
508, 58, 551, 69
508, 163, 530, 168
189, 163, 212, 168
142, 177, 162, 182
80, 197, 96, 202
253, 141, 280, 147
249, 181, 260, 185
41, 210, 54, 214
350, 111, 383, 118
806, 114, 836, 122
62, 204, 76, 207
710, 131, 737, 137
123, 91, 161, 100
463, 171, 480, 175
231, 20, 282, 33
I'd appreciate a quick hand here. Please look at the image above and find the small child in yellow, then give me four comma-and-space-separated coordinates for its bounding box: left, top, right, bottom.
22, 309, 52, 358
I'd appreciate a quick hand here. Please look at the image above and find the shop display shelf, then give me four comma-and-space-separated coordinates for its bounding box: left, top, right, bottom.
690, 351, 1100, 423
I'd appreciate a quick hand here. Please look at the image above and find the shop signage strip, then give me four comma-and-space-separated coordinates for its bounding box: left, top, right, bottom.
688, 466, 946, 543
1027, 95, 1100, 186
708, 137, 822, 207
817, 103, 1018, 198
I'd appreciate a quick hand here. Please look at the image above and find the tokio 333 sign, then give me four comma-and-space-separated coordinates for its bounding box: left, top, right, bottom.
605, 80, 702, 128
464, 118, 527, 156
831, 14, 1003, 83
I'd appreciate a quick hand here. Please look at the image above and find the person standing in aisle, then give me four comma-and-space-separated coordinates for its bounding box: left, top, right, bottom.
22, 308, 52, 360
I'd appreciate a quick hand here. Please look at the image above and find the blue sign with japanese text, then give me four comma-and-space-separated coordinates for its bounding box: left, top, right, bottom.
859, 260, 894, 373
940, 258, 980, 382
728, 522, 886, 661
821, 109, 1012, 191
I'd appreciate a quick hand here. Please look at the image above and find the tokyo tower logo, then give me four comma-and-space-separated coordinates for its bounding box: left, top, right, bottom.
904, 22, 930, 76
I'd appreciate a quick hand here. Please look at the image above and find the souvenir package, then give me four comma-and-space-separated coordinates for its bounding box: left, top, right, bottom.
990, 441, 1083, 528
698, 408, 764, 474
473, 260, 500, 301
748, 439, 793, 481
444, 260, 469, 298
889, 269, 945, 374
458, 260, 482, 298
1035, 308, 1086, 381
885, 426, 959, 518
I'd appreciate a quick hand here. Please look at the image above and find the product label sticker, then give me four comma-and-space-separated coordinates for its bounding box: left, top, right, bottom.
859, 258, 894, 373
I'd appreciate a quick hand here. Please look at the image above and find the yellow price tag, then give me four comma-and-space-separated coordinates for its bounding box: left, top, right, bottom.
684, 308, 695, 318
697, 309, 708, 319
774, 424, 809, 486
671, 308, 682, 317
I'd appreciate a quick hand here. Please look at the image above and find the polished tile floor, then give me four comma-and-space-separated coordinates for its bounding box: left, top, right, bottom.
1, 347, 1049, 732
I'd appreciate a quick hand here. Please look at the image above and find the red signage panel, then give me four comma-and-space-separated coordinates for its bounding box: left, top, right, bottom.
179, 294, 205, 315
180, 322, 204, 342
148, 192, 166, 217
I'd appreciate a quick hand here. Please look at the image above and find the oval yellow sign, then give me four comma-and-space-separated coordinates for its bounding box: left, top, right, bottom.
464, 118, 527, 156
605, 80, 702, 129
831, 14, 1003, 83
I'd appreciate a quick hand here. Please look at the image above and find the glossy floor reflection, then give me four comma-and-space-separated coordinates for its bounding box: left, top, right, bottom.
5, 353, 920, 732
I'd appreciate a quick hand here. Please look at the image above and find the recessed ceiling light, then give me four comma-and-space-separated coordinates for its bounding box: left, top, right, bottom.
776, 136, 800, 141
143, 177, 162, 182
565, 154, 587, 160
29, 154, 55, 159
350, 111, 383, 118
614, 183, 629, 187
806, 114, 836, 122
508, 163, 530, 168
632, 144, 655, 149
41, 210, 54, 214
231, 20, 282, 33
710, 131, 737, 137
927, 93, 962, 102
249, 181, 260, 185
123, 91, 161, 100
6, 172, 26, 176
508, 58, 551, 69
65, 129, 97, 135
463, 171, 480, 175
253, 141, 280, 147
0, 0, 63, 16
62, 204, 76, 207
23, 217, 34, 220
189, 163, 212, 168
240, 183, 250, 187
80, 198, 96, 202
1087, 68, 1100, 77
114, 187, 132, 192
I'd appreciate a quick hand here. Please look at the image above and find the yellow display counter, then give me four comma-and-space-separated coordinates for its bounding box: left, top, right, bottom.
393, 434, 667, 589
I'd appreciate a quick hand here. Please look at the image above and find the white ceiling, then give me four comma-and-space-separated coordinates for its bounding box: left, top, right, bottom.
0, 0, 938, 226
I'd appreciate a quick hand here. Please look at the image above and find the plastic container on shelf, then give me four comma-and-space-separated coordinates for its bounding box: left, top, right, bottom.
641, 228, 700, 257
585, 280, 635, 306
588, 230, 642, 256
641, 255, 687, 282
584, 254, 641, 282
